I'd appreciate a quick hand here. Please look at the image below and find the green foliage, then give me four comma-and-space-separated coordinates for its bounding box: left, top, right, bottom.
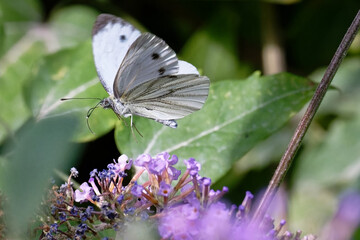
24, 41, 117, 141
0, 0, 41, 22
0, 116, 80, 238
115, 72, 315, 181
288, 58, 360, 232
48, 6, 99, 48
0, 41, 46, 144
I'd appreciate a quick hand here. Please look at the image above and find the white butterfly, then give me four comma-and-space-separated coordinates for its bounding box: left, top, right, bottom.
92, 14, 210, 130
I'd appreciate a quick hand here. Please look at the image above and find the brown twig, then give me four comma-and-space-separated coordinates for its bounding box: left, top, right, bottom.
252, 9, 360, 223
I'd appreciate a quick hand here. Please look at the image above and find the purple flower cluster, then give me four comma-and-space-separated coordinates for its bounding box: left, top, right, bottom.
38, 153, 316, 240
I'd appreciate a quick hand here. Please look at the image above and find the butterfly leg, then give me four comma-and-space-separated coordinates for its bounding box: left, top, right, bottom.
128, 114, 143, 139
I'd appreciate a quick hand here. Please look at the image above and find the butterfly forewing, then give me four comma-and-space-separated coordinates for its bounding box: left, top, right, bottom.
92, 14, 141, 95
123, 74, 210, 120
177, 60, 200, 75
113, 33, 179, 99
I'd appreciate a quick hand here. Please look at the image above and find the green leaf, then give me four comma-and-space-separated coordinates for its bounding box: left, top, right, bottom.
25, 41, 116, 141
0, 41, 46, 144
115, 72, 315, 181
294, 114, 360, 187
309, 57, 360, 115
0, 116, 80, 238
289, 187, 336, 235
287, 57, 360, 235
49, 5, 99, 48
0, 0, 41, 22
0, 0, 42, 57
0, 20, 4, 54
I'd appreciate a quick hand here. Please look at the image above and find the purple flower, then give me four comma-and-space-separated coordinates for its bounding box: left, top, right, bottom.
131, 182, 144, 197
70, 167, 78, 177
158, 205, 198, 239
322, 191, 360, 239
98, 169, 108, 180
124, 207, 135, 215
107, 163, 116, 171
92, 194, 100, 202
70, 206, 79, 216
197, 202, 232, 239
117, 195, 124, 204
181, 203, 200, 220
74, 182, 93, 202
100, 203, 117, 219
75, 223, 88, 236
184, 158, 201, 176
105, 209, 117, 219
42, 153, 315, 240
88, 177, 101, 195
200, 177, 211, 186
336, 191, 360, 223
59, 183, 69, 192
89, 169, 98, 177
58, 212, 66, 221
80, 212, 88, 222
86, 206, 93, 215
167, 166, 181, 180
148, 157, 166, 175
134, 154, 152, 166
49, 223, 58, 234
115, 154, 132, 170
156, 152, 171, 162
158, 181, 172, 197
168, 154, 178, 165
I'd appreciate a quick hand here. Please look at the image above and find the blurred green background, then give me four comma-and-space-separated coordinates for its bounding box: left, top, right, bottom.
0, 0, 360, 238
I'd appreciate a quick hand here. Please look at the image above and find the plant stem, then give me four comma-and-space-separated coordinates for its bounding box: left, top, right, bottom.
261, 3, 286, 74
252, 9, 360, 223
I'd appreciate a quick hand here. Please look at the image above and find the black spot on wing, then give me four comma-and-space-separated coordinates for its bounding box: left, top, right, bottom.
151, 53, 160, 60
120, 35, 127, 42
158, 68, 165, 75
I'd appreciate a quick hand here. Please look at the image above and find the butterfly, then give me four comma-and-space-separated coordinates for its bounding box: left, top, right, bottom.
91, 13, 210, 131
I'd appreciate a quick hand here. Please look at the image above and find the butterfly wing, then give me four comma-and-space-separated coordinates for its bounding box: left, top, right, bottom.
113, 32, 179, 98
178, 60, 200, 75
92, 14, 141, 95
124, 74, 210, 120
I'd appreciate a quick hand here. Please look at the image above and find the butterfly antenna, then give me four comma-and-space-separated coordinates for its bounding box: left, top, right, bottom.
61, 97, 102, 101
86, 101, 103, 134
86, 107, 96, 134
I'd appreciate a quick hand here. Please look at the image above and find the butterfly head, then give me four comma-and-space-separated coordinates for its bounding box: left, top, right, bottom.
99, 97, 112, 109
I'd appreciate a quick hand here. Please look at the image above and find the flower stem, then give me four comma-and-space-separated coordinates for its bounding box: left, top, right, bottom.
252, 9, 360, 223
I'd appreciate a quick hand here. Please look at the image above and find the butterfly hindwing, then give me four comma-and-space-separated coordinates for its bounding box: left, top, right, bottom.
123, 74, 210, 120
92, 14, 141, 95
113, 33, 179, 99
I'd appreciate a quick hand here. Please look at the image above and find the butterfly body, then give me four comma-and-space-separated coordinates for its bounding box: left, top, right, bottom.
92, 14, 209, 129
100, 95, 178, 128
100, 96, 130, 118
